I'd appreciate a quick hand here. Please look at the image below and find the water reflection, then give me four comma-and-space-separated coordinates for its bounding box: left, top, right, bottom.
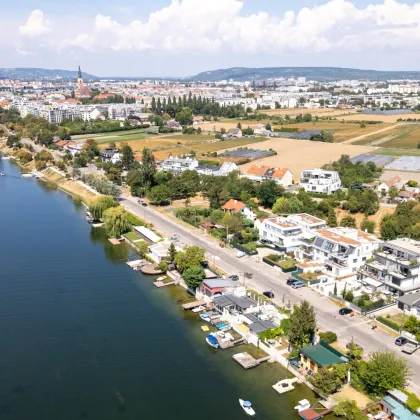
89, 227, 130, 263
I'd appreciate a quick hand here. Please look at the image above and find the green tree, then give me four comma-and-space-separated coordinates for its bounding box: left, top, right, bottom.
333, 400, 365, 420
257, 180, 282, 208
380, 214, 400, 240
175, 107, 193, 126
360, 218, 375, 234
88, 195, 117, 220
121, 143, 135, 169
148, 185, 171, 205
328, 208, 338, 227
82, 138, 100, 157
157, 261, 168, 273
272, 197, 290, 214
139, 147, 156, 191
168, 242, 177, 263
136, 241, 149, 258
363, 352, 411, 396
288, 300, 317, 349
389, 185, 399, 200
182, 266, 206, 290
340, 216, 357, 228
265, 123, 271, 131
102, 206, 130, 238
309, 367, 341, 396
221, 213, 243, 234
174, 245, 205, 273
319, 331, 337, 344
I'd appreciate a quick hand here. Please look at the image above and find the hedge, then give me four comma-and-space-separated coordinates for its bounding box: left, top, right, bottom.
273, 127, 299, 133
363, 298, 385, 312
377, 316, 400, 332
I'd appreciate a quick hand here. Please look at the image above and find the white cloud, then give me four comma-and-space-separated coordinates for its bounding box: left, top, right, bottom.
16, 0, 420, 58
19, 10, 51, 37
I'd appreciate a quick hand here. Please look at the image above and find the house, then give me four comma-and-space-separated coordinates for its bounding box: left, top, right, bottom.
299, 341, 348, 374
195, 164, 220, 176
166, 120, 182, 131
397, 190, 417, 202
148, 240, 182, 263
259, 213, 326, 252
214, 162, 238, 177
397, 293, 420, 317
311, 227, 380, 281
244, 164, 293, 186
160, 156, 199, 173
213, 289, 258, 314
299, 169, 341, 194
100, 148, 121, 164
227, 128, 242, 138
200, 279, 235, 297
192, 116, 204, 125
380, 390, 420, 420
222, 199, 256, 220
359, 238, 420, 296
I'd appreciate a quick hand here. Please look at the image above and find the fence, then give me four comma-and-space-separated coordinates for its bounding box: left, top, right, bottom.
328, 292, 396, 315
231, 242, 258, 255
291, 272, 322, 286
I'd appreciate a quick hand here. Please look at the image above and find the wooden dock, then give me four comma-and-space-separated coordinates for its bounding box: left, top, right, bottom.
182, 300, 206, 310
216, 335, 245, 349
232, 352, 272, 369
153, 280, 175, 288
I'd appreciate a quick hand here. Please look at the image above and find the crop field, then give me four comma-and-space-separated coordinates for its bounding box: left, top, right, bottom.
221, 138, 375, 178
340, 113, 418, 123
256, 108, 357, 118
73, 129, 154, 144
376, 124, 420, 149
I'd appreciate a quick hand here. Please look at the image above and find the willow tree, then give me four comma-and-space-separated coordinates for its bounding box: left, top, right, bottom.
103, 206, 130, 238
89, 196, 117, 220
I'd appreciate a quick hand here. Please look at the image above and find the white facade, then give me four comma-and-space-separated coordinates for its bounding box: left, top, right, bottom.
259, 213, 326, 252
160, 156, 199, 173
310, 227, 380, 280
299, 169, 341, 194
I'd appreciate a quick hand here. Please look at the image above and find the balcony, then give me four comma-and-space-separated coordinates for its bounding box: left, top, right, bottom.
327, 257, 348, 268
375, 250, 420, 268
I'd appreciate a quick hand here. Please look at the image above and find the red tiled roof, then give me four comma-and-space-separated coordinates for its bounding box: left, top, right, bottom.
386, 175, 402, 188
247, 164, 269, 176
272, 168, 290, 179
222, 199, 246, 213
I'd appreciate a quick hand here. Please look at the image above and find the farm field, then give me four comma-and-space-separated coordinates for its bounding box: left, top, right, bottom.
256, 108, 357, 118
221, 138, 375, 178
375, 124, 420, 149
374, 148, 420, 157
340, 113, 418, 123
98, 133, 267, 161
72, 129, 152, 143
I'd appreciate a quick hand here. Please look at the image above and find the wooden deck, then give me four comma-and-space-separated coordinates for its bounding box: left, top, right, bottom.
182, 300, 206, 310
153, 280, 175, 288
232, 352, 272, 369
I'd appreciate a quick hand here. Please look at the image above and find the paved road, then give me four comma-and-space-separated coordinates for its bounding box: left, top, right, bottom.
120, 194, 420, 391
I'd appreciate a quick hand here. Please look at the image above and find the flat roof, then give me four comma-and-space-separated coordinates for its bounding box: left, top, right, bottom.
133, 226, 160, 243
387, 238, 420, 255
300, 342, 348, 367
203, 279, 235, 288
383, 396, 419, 420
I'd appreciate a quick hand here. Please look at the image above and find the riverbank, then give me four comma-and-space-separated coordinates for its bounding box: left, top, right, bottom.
0, 155, 315, 419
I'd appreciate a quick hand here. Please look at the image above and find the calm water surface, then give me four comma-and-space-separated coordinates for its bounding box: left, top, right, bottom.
0, 157, 314, 419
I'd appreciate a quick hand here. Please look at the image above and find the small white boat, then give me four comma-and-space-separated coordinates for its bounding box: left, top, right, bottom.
0, 172, 5, 176
156, 276, 166, 281
294, 399, 311, 412
21, 173, 34, 178
199, 313, 211, 322
239, 399, 255, 416
192, 305, 205, 313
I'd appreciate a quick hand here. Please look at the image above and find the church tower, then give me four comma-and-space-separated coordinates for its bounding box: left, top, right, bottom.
77, 65, 83, 90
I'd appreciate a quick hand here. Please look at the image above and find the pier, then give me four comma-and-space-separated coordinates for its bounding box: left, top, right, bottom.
232, 352, 272, 369
182, 300, 206, 310
154, 280, 175, 288
215, 334, 245, 349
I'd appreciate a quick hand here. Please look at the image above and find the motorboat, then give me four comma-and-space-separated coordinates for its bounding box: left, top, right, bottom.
0, 172, 5, 176
294, 399, 311, 412
206, 333, 219, 349
192, 305, 205, 313
156, 276, 166, 281
199, 313, 211, 322
239, 400, 255, 416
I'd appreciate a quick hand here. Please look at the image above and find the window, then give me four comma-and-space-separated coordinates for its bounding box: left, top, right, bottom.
353, 259, 357, 263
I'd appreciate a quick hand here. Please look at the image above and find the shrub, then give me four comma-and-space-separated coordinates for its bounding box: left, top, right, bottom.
72, 195, 83, 204
319, 331, 337, 344
377, 316, 400, 331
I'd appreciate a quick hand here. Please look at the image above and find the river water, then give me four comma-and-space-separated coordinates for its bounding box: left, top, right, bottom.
0, 157, 314, 420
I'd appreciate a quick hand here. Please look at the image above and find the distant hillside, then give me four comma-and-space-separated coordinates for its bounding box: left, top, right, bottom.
188, 67, 420, 82
0, 68, 98, 81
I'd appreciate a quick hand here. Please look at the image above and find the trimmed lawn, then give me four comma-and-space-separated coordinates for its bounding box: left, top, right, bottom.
124, 231, 141, 242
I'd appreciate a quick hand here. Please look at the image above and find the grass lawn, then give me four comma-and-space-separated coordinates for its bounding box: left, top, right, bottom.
279, 259, 297, 269
384, 311, 406, 327
124, 231, 141, 242
373, 147, 420, 157
73, 129, 150, 140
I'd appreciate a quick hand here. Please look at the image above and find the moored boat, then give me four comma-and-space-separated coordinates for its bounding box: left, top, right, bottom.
192, 305, 205, 313
239, 399, 255, 416
205, 333, 219, 349
199, 313, 211, 322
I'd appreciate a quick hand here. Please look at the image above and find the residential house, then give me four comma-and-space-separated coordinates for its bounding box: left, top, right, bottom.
166, 120, 182, 131
311, 227, 381, 281
227, 128, 242, 138
299, 169, 341, 194
249, 124, 266, 135
195, 164, 220, 176
160, 156, 199, 173
192, 116, 204, 125
214, 162, 238, 176
213, 289, 258, 314
380, 390, 420, 420
148, 240, 182, 263
100, 147, 118, 163
360, 238, 420, 296
397, 293, 420, 317
377, 175, 402, 194
200, 279, 235, 298
222, 199, 256, 220
259, 213, 326, 252
245, 164, 293, 186
299, 341, 348, 374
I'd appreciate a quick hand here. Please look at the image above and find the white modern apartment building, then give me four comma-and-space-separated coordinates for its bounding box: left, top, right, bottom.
310, 227, 380, 280
299, 169, 341, 194
359, 238, 420, 296
160, 156, 199, 173
258, 213, 326, 252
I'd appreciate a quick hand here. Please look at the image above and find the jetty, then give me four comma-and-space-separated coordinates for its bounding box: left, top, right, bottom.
141, 263, 162, 275
154, 280, 175, 288
272, 377, 300, 394
232, 352, 272, 369
182, 300, 206, 310
214, 333, 245, 349
126, 260, 145, 271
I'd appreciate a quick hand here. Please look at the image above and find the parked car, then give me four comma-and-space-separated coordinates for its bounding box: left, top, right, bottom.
291, 280, 304, 289
286, 278, 295, 286
229, 274, 239, 281
263, 291, 274, 299
395, 337, 408, 346
236, 251, 246, 258
338, 308, 353, 316
141, 203, 148, 207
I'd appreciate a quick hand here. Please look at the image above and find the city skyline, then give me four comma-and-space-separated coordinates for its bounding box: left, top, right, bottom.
2, 0, 420, 76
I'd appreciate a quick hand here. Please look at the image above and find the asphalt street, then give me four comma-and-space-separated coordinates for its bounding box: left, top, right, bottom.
120, 194, 420, 392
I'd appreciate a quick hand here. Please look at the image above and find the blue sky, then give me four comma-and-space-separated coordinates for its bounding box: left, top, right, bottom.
2, 0, 420, 77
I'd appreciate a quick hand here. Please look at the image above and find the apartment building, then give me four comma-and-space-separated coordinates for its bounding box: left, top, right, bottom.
359, 238, 420, 296
160, 156, 199, 173
299, 169, 341, 194
311, 227, 380, 280
258, 213, 326, 252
